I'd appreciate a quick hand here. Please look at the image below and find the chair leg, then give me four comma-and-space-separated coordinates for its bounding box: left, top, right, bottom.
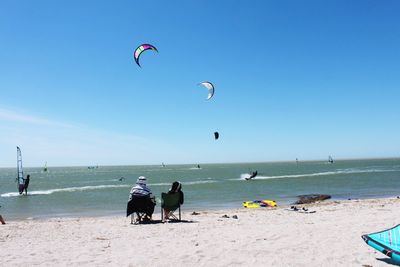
136, 212, 142, 223
131, 213, 142, 224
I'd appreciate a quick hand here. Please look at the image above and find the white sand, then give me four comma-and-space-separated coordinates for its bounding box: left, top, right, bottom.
1, 197, 399, 266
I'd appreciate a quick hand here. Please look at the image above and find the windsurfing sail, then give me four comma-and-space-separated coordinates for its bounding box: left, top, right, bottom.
199, 81, 215, 100
362, 224, 400, 263
214, 131, 219, 140
16, 146, 25, 194
133, 44, 158, 67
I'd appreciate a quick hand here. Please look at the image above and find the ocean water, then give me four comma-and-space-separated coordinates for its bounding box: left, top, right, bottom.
1, 159, 400, 219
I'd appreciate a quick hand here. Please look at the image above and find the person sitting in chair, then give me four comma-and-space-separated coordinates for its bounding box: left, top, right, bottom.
126, 176, 156, 222
163, 181, 184, 221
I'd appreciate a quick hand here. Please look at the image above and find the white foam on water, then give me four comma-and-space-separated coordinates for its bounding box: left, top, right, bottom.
0, 179, 219, 198
233, 168, 398, 181
148, 180, 217, 186
1, 184, 129, 197
148, 182, 173, 187
184, 180, 217, 185
240, 173, 252, 180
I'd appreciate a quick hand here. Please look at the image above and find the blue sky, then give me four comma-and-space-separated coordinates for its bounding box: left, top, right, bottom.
1, 0, 400, 167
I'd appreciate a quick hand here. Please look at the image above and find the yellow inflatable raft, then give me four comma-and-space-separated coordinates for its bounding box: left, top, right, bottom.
243, 200, 277, 208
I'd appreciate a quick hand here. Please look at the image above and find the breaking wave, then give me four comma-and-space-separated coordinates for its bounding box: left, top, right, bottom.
236, 168, 398, 181
1, 184, 129, 197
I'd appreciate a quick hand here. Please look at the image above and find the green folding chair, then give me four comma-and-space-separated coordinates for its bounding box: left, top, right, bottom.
161, 192, 181, 221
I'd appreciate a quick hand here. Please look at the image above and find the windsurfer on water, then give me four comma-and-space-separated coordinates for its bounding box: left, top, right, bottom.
24, 174, 30, 195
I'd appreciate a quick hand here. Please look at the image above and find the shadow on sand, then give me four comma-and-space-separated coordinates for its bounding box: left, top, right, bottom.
131, 219, 197, 225
376, 258, 400, 266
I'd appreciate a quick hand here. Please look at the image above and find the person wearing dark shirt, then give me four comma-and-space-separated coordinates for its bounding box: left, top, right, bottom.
163, 181, 184, 221
24, 174, 30, 195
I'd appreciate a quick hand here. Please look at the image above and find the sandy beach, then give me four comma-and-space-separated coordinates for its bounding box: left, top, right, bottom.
1, 197, 399, 266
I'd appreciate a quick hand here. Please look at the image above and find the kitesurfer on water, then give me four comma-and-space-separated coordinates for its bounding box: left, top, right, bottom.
24, 174, 30, 195
245, 171, 258, 180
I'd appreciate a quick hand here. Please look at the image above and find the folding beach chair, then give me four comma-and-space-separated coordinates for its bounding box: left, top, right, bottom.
127, 196, 155, 224
161, 192, 181, 221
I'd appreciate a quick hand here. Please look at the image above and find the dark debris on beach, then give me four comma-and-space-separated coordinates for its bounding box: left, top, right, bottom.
294, 194, 331, 204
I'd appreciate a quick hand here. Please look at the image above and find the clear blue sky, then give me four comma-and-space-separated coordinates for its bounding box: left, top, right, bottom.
1, 0, 400, 167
